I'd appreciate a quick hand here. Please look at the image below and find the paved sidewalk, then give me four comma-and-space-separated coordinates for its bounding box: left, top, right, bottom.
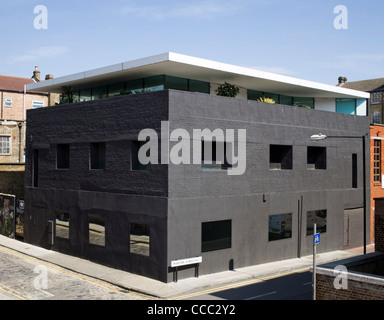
0, 235, 375, 299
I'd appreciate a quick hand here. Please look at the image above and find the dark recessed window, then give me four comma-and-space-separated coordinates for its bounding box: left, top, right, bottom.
32, 149, 39, 187
202, 220, 232, 252
269, 145, 293, 170
55, 211, 70, 239
202, 140, 231, 170
268, 213, 292, 241
307, 146, 326, 170
57, 144, 70, 169
131, 141, 150, 171
90, 142, 106, 170
88, 214, 105, 247
130, 223, 150, 256
352, 153, 358, 188
306, 210, 327, 235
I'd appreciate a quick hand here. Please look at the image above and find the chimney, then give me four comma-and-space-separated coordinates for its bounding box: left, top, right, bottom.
45, 74, 54, 80
32, 66, 41, 82
338, 76, 347, 85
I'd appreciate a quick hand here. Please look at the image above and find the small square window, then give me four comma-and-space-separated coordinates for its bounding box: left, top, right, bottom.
57, 144, 70, 169
307, 146, 326, 170
306, 210, 327, 235
4, 99, 12, 107
371, 92, 381, 105
269, 145, 293, 170
269, 213, 292, 241
202, 220, 232, 252
0, 136, 10, 155
202, 140, 231, 170
32, 101, 44, 108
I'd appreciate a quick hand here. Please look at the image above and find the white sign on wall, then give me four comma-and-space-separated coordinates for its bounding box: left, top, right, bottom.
171, 256, 202, 268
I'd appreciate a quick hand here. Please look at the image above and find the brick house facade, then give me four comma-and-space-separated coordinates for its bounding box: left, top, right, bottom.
0, 70, 53, 199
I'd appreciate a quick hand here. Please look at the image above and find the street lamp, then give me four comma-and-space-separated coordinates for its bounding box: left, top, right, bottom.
310, 133, 367, 255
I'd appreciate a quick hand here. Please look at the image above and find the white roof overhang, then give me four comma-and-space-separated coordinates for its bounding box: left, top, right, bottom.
26, 52, 370, 99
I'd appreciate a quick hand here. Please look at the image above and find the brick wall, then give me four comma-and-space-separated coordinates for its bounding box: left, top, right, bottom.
0, 121, 25, 164
370, 125, 384, 243
0, 170, 24, 198
1, 91, 49, 120
375, 198, 384, 252
314, 198, 384, 300
316, 269, 384, 300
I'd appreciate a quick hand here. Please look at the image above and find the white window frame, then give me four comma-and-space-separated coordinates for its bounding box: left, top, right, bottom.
32, 101, 44, 109
0, 135, 11, 155
371, 92, 381, 105
4, 98, 12, 108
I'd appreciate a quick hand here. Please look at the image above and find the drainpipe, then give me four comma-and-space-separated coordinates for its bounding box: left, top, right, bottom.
1, 90, 3, 119
23, 84, 26, 121
18, 122, 22, 163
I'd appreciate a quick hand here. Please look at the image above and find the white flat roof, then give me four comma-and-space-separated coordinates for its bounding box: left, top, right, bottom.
27, 52, 370, 99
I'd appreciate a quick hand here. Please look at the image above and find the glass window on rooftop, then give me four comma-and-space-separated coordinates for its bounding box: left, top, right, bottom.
189, 79, 210, 93
336, 98, 356, 115
293, 97, 314, 109
165, 75, 188, 91
92, 85, 108, 100
247, 89, 264, 101
279, 95, 293, 106
144, 75, 164, 92
108, 82, 125, 97
80, 89, 91, 102
125, 78, 144, 94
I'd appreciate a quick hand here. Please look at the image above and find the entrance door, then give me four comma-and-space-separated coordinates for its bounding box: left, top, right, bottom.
343, 208, 363, 249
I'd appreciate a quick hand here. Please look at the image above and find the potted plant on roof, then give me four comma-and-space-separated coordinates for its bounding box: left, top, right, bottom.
258, 96, 276, 104
215, 82, 240, 98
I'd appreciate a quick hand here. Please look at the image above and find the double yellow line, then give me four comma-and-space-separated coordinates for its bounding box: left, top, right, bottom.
0, 282, 32, 300
0, 245, 152, 300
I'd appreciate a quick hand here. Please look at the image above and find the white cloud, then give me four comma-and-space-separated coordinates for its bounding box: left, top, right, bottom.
7, 46, 69, 64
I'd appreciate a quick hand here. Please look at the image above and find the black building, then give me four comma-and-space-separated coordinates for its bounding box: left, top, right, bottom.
24, 53, 370, 282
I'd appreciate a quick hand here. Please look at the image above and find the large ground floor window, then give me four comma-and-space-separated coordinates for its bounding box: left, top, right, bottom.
202, 220, 232, 252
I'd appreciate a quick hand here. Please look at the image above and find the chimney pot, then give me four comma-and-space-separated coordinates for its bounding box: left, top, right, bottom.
45, 74, 54, 80
338, 76, 347, 85
32, 66, 41, 82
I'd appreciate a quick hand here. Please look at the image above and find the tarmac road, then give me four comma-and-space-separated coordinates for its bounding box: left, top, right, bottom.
179, 269, 313, 300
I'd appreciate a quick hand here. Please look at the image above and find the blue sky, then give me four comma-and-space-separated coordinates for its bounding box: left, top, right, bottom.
1, 0, 383, 85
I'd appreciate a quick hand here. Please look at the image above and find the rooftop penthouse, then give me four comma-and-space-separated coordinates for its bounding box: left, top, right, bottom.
27, 52, 369, 115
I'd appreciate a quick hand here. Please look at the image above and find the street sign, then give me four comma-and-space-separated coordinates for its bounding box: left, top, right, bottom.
171, 256, 202, 268
314, 233, 320, 245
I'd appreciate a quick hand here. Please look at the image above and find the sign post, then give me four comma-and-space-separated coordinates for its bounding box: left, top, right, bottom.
313, 223, 320, 300
171, 256, 202, 283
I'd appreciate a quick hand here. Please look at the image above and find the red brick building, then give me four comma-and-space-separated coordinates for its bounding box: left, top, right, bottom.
370, 124, 384, 243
